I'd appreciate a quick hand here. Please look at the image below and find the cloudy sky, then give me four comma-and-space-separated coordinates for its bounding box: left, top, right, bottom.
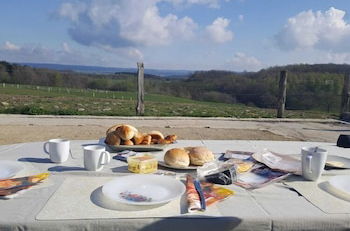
1, 0, 350, 71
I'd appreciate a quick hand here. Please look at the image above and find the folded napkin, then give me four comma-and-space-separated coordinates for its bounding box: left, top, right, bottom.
0, 173, 49, 197
185, 174, 234, 213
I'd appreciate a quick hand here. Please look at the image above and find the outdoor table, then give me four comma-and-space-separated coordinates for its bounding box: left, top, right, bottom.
0, 139, 350, 231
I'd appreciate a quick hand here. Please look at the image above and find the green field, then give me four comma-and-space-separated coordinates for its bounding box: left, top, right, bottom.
0, 83, 337, 118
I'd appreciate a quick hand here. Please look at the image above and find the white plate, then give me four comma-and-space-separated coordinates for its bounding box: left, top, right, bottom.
0, 160, 24, 179
102, 175, 185, 206
326, 155, 350, 169
328, 175, 350, 201
100, 137, 167, 152
107, 144, 166, 152
158, 161, 199, 170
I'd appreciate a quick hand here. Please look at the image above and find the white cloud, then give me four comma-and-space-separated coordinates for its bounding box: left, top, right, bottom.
206, 17, 233, 43
276, 7, 350, 51
58, 0, 197, 49
0, 41, 138, 67
167, 0, 231, 8
322, 52, 350, 64
3, 41, 20, 51
238, 14, 244, 22
229, 52, 263, 71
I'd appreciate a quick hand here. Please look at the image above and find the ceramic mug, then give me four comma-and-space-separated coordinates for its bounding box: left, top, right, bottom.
83, 145, 111, 171
301, 146, 328, 181
43, 139, 70, 163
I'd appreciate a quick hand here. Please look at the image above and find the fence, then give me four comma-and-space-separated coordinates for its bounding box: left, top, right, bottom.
0, 83, 135, 101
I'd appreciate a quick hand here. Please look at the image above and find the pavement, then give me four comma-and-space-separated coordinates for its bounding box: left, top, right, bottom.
0, 114, 349, 145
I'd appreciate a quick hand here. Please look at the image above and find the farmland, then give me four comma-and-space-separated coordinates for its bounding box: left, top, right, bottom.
0, 83, 336, 118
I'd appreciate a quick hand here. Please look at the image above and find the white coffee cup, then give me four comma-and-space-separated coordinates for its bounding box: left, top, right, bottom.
43, 139, 70, 163
301, 146, 328, 181
83, 145, 111, 171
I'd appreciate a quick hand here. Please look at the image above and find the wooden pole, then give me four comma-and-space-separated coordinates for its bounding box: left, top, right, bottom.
277, 70, 287, 118
340, 73, 350, 115
136, 62, 145, 116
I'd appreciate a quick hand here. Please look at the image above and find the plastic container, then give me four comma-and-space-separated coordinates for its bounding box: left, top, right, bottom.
127, 154, 158, 174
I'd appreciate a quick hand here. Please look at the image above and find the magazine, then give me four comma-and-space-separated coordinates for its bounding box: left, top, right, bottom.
234, 166, 290, 190
252, 149, 302, 175
224, 150, 290, 190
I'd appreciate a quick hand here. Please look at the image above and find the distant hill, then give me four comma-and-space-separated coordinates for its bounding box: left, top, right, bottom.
19, 62, 193, 78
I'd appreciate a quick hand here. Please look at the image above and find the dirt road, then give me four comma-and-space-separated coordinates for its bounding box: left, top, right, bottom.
0, 114, 349, 145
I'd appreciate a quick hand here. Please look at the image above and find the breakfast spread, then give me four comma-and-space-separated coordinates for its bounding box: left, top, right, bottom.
164, 146, 214, 167
105, 124, 177, 146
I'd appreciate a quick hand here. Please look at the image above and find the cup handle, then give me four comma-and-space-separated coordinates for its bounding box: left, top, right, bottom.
100, 151, 111, 165
43, 142, 49, 155
306, 155, 312, 173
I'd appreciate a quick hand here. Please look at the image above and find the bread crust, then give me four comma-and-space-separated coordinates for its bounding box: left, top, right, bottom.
148, 131, 164, 141
123, 139, 134, 145
188, 146, 214, 166
141, 135, 152, 145
164, 148, 190, 167
116, 125, 137, 140
133, 132, 144, 145
106, 124, 122, 136
105, 131, 121, 146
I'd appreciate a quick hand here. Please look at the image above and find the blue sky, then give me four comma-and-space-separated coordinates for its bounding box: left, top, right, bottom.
1, 0, 350, 71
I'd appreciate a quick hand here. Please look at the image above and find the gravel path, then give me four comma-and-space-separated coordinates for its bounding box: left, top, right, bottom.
0, 114, 349, 145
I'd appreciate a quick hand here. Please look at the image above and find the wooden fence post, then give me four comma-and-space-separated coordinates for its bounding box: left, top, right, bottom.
136, 62, 145, 116
277, 70, 287, 118
340, 73, 350, 116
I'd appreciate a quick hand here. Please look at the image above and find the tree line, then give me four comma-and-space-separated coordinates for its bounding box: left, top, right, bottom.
0, 61, 347, 112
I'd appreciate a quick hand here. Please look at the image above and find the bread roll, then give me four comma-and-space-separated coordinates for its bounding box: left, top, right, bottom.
106, 124, 122, 135
133, 132, 144, 145
148, 131, 164, 140
188, 146, 214, 166
123, 139, 134, 146
164, 148, 190, 167
105, 131, 121, 146
116, 125, 137, 140
165, 135, 177, 143
141, 135, 152, 145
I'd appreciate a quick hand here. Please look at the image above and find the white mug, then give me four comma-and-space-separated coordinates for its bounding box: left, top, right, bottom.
83, 145, 111, 171
43, 139, 70, 163
301, 147, 328, 181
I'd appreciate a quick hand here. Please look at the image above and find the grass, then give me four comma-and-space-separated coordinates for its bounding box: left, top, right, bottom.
0, 83, 338, 118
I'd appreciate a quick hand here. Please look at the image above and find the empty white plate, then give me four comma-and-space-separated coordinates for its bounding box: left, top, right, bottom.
0, 160, 24, 179
328, 175, 350, 201
102, 175, 185, 206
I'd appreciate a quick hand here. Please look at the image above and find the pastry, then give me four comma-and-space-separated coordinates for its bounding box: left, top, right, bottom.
133, 132, 144, 145
148, 131, 164, 141
123, 139, 134, 146
141, 135, 152, 145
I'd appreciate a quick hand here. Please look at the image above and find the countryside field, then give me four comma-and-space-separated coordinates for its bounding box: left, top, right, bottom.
0, 83, 337, 118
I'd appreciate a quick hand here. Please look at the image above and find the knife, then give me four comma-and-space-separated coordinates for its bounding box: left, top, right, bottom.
194, 179, 206, 211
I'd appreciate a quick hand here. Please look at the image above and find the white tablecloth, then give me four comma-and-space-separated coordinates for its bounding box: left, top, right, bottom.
0, 139, 350, 231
